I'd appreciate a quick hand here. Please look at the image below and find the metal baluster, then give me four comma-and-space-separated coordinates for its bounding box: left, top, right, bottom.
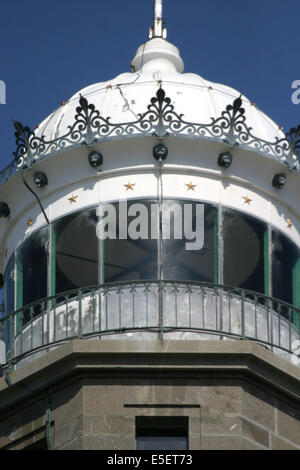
278, 302, 281, 348
289, 306, 292, 353
65, 294, 69, 339
41, 302, 45, 346
158, 281, 163, 340
105, 287, 108, 331
132, 284, 135, 328
30, 306, 34, 352
8, 313, 14, 371
92, 289, 96, 333
215, 287, 218, 331
78, 289, 83, 338
53, 299, 57, 342
20, 310, 23, 355
254, 296, 258, 341
228, 289, 232, 334
98, 285, 102, 334
175, 284, 178, 328
241, 289, 245, 339
188, 285, 191, 328
146, 284, 149, 328
202, 286, 205, 330
119, 287, 122, 329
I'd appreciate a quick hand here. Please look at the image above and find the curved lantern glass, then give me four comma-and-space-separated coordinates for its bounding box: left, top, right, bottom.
223, 209, 266, 295
4, 201, 300, 317
54, 209, 98, 294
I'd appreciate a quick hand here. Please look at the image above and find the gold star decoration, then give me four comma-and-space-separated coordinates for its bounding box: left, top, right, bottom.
27, 218, 33, 226
124, 182, 136, 191
68, 194, 78, 204
185, 182, 196, 191
242, 196, 252, 204
286, 219, 293, 228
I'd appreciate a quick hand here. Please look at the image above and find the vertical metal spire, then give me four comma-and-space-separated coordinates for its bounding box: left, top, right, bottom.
149, 0, 167, 39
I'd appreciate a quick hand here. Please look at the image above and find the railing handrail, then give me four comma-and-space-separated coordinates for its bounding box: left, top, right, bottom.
0, 280, 299, 368
2, 279, 299, 320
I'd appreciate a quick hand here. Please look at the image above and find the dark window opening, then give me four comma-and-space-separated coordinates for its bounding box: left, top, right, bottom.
18, 226, 48, 320
223, 209, 266, 295
162, 201, 217, 282
104, 200, 158, 282
136, 416, 189, 450
55, 209, 98, 295
4, 254, 14, 316
272, 229, 300, 311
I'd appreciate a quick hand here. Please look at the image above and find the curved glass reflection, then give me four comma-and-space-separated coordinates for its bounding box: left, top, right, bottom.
162, 201, 217, 282
18, 226, 48, 307
272, 229, 300, 306
223, 209, 266, 294
55, 209, 98, 294
4, 254, 14, 316
5, 201, 300, 314
104, 200, 158, 282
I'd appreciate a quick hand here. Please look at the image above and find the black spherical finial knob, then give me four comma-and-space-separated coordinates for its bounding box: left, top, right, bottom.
88, 151, 103, 168
153, 143, 168, 161
218, 152, 233, 168
34, 172, 48, 188
272, 173, 287, 189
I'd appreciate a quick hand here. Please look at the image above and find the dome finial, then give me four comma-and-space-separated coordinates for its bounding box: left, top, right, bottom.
149, 0, 167, 39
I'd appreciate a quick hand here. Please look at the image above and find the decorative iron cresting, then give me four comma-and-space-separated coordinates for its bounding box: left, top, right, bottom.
1, 88, 299, 184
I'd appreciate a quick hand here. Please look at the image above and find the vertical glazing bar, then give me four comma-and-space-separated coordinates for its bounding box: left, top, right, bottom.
264, 227, 270, 297
218, 205, 223, 285
15, 249, 23, 334
214, 208, 219, 284
49, 223, 56, 307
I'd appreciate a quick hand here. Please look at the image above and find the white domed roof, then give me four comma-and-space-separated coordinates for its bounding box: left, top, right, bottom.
23, 36, 296, 172
36, 38, 284, 146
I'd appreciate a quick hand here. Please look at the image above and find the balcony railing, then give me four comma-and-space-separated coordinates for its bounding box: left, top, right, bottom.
0, 280, 299, 369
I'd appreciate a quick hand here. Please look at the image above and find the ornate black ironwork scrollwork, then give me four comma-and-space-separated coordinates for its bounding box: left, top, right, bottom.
12, 120, 34, 168
1, 87, 299, 185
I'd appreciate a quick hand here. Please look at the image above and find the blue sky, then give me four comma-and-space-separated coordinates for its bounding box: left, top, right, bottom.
0, 0, 299, 171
